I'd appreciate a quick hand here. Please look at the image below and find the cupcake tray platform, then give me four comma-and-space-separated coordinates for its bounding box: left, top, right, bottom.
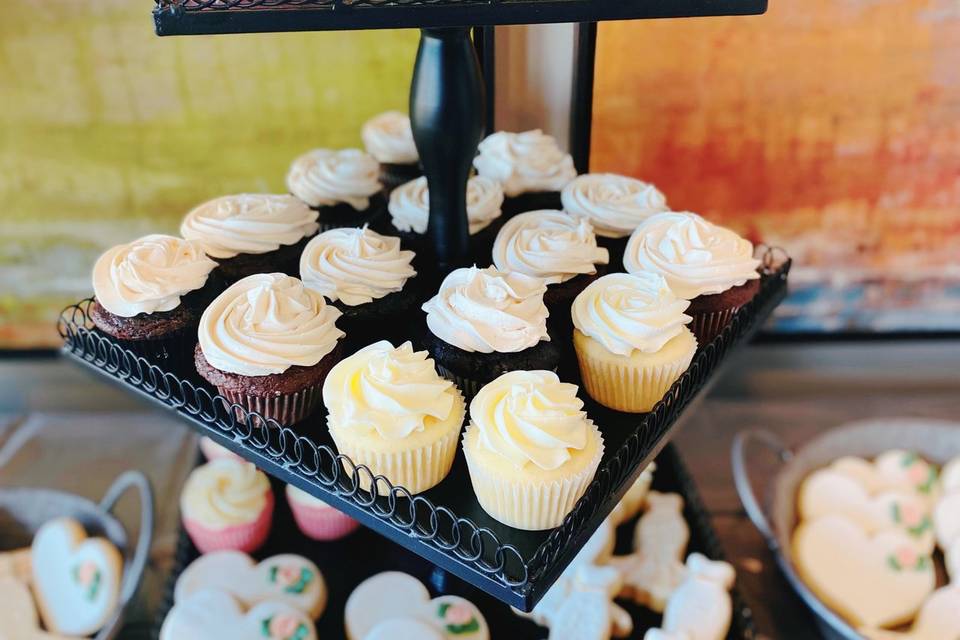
58, 255, 789, 612
151, 443, 757, 639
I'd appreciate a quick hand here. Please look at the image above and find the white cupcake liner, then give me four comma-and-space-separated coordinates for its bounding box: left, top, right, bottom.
574, 343, 695, 413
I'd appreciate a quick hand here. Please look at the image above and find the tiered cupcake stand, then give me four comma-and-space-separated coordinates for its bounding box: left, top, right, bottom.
60, 0, 783, 625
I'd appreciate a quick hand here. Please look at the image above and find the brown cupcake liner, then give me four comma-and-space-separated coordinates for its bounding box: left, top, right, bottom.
96, 327, 195, 371
218, 383, 322, 426
690, 307, 738, 347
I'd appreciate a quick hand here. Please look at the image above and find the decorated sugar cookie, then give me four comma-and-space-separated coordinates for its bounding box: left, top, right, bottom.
933, 493, 960, 551
645, 553, 735, 640
365, 618, 446, 640
0, 577, 74, 640
30, 517, 123, 637
160, 588, 317, 640
941, 457, 960, 493
874, 451, 939, 498
175, 551, 326, 619
860, 585, 960, 640
611, 462, 657, 525
946, 538, 959, 581
792, 515, 935, 628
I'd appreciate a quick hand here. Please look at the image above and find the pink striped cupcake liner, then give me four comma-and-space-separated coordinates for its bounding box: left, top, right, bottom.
183, 491, 274, 554
289, 501, 360, 541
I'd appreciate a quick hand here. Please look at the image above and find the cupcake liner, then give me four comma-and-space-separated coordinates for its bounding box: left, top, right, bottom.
689, 306, 738, 346
289, 501, 360, 541
462, 423, 604, 530
183, 491, 274, 554
198, 436, 243, 462
219, 384, 322, 426
96, 327, 195, 372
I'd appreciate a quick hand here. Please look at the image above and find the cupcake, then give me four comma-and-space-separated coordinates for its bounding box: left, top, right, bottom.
285, 484, 360, 541
361, 111, 421, 192
299, 225, 418, 351
472, 130, 576, 218
286, 148, 385, 232
195, 273, 345, 425
421, 266, 560, 399
181, 194, 319, 283
624, 211, 761, 345
199, 436, 243, 462
180, 458, 274, 553
462, 370, 604, 530
491, 209, 609, 334
572, 272, 697, 413
90, 234, 218, 364
561, 173, 669, 267
323, 341, 465, 495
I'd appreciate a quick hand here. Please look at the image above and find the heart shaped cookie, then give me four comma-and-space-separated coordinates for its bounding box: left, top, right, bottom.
160, 588, 317, 640
946, 538, 959, 580
792, 515, 935, 628
833, 452, 939, 505
0, 577, 74, 640
861, 585, 960, 640
30, 517, 123, 636
933, 493, 960, 550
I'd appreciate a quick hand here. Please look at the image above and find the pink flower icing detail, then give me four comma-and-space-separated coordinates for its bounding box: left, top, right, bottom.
444, 604, 474, 626
77, 561, 98, 587
895, 546, 917, 569
907, 463, 928, 485
269, 614, 300, 638
898, 503, 923, 528
277, 565, 301, 587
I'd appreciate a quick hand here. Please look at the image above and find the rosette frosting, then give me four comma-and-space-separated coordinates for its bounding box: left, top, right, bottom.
299, 225, 416, 306
180, 194, 319, 259
181, 459, 271, 528
198, 273, 344, 376
388, 175, 503, 235
286, 148, 382, 210
472, 130, 576, 197
361, 111, 419, 165
323, 341, 461, 440
561, 173, 669, 238
572, 272, 692, 356
624, 211, 761, 299
469, 370, 591, 471
93, 234, 217, 317
491, 210, 609, 284
421, 266, 550, 354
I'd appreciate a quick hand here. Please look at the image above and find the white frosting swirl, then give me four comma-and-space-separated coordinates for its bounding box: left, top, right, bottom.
491, 210, 609, 284
422, 266, 550, 354
286, 149, 382, 210
624, 211, 761, 298
93, 234, 217, 317
181, 459, 271, 528
572, 272, 692, 356
388, 176, 504, 235
470, 370, 590, 471
323, 341, 460, 440
361, 111, 419, 165
299, 225, 416, 306
198, 273, 344, 376
472, 130, 577, 197
561, 173, 669, 238
180, 194, 319, 259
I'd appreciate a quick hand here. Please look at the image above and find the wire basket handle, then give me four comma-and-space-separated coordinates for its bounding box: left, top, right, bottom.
731, 430, 793, 552
98, 471, 154, 616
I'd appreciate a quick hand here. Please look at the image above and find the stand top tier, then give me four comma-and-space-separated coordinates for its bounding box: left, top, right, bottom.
154, 0, 767, 34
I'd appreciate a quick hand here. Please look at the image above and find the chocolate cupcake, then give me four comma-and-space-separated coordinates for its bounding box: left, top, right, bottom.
286, 148, 385, 232
472, 130, 576, 219
361, 111, 421, 193
90, 234, 218, 365
299, 225, 419, 352
561, 173, 669, 268
421, 266, 559, 399
624, 211, 761, 345
180, 194, 319, 283
195, 273, 345, 425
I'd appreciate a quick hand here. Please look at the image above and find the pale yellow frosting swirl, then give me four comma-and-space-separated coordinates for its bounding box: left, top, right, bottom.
470, 370, 591, 471
472, 130, 576, 197
624, 211, 761, 299
299, 225, 416, 306
286, 148, 382, 210
92, 234, 217, 317
180, 459, 271, 528
561, 173, 669, 238
388, 175, 503, 235
198, 273, 344, 376
180, 194, 319, 259
361, 111, 419, 165
491, 210, 609, 284
323, 341, 461, 440
572, 272, 692, 356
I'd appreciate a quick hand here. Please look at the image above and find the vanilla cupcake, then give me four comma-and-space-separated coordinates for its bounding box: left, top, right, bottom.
195, 273, 345, 425
361, 111, 421, 192
421, 266, 560, 399
624, 211, 761, 345
180, 458, 274, 553
323, 341, 465, 495
286, 484, 359, 541
286, 148, 385, 231
90, 234, 218, 364
473, 130, 576, 218
572, 272, 697, 412
462, 370, 604, 530
181, 194, 319, 283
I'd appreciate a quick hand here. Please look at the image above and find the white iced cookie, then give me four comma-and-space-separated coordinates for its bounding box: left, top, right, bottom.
833, 452, 939, 505
175, 551, 326, 619
30, 517, 123, 637
344, 572, 488, 640
160, 589, 317, 640
0, 577, 74, 640
934, 493, 960, 550
645, 553, 735, 640
611, 462, 657, 525
941, 456, 960, 492
609, 491, 689, 612
861, 585, 960, 640
792, 514, 935, 628
946, 538, 960, 580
